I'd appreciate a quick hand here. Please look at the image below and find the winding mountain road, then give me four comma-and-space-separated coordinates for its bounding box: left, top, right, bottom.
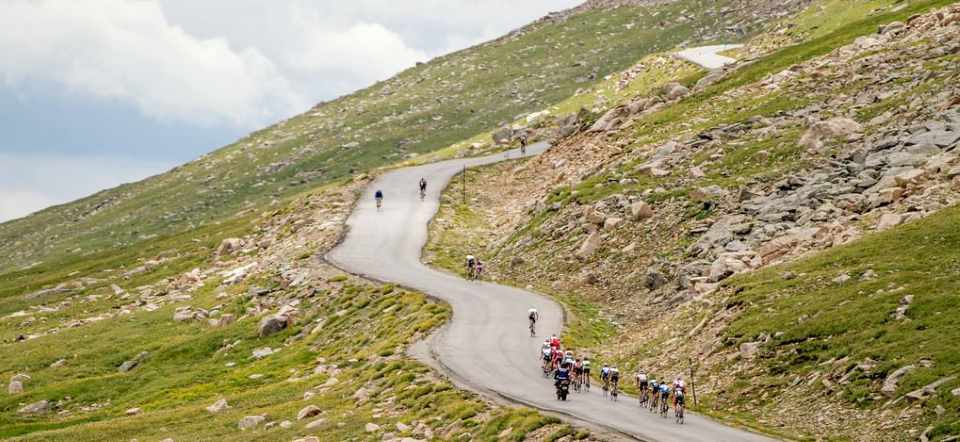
675, 44, 744, 69
328, 144, 776, 441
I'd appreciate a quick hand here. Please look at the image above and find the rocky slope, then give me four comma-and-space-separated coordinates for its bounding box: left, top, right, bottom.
427, 1, 960, 440
0, 0, 792, 275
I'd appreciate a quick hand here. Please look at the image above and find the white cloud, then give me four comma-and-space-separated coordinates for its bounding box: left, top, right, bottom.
0, 153, 175, 222
0, 190, 59, 222
0, 0, 308, 128
285, 21, 428, 86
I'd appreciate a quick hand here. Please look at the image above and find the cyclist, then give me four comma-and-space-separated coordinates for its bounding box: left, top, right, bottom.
520, 134, 528, 155
649, 377, 660, 410
582, 357, 592, 388
474, 259, 484, 280
549, 334, 560, 350
374, 189, 384, 210
600, 364, 611, 392
659, 382, 672, 413
636, 370, 649, 404
563, 349, 576, 368
419, 178, 427, 200
528, 307, 539, 336
610, 365, 620, 394
465, 255, 476, 278
573, 358, 584, 389
673, 376, 686, 408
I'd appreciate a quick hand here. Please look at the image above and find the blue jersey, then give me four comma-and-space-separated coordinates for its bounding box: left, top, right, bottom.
659, 384, 670, 395
375, 190, 384, 198
555, 368, 570, 380
600, 367, 610, 377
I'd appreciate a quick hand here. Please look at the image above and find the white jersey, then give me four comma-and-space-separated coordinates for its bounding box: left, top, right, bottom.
528, 308, 538, 318
637, 373, 647, 382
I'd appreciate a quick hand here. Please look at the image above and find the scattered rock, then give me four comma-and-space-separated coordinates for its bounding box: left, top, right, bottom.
739, 341, 762, 359
630, 201, 654, 220
217, 238, 242, 257
305, 418, 327, 429
125, 407, 141, 416
207, 399, 230, 413
297, 405, 322, 421
881, 364, 916, 396
238, 415, 266, 430
365, 422, 381, 433
18, 400, 49, 415
575, 231, 602, 258
8, 380, 23, 394
877, 213, 903, 231
118, 360, 139, 372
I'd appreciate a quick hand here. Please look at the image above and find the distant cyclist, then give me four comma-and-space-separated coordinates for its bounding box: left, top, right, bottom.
374, 189, 384, 211
520, 134, 528, 155
474, 259, 484, 281
528, 307, 539, 336
636, 370, 649, 404
582, 357, 591, 389
673, 376, 686, 408
610, 365, 620, 392
465, 254, 476, 278
419, 178, 427, 201
600, 364, 611, 393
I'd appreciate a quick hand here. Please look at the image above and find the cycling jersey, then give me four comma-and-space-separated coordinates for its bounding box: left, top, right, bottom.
528, 309, 538, 319
637, 373, 647, 382
554, 368, 570, 380
600, 367, 610, 378
375, 190, 384, 199
419, 180, 427, 190
610, 370, 620, 382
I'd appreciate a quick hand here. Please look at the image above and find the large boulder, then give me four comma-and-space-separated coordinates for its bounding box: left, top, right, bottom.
258, 305, 298, 338
799, 118, 863, 152
18, 400, 49, 415
575, 232, 602, 259
8, 380, 23, 394
238, 415, 266, 430
662, 82, 690, 101
690, 185, 728, 200
492, 127, 512, 144
588, 108, 621, 133
207, 399, 230, 413
631, 201, 654, 221
216, 238, 242, 257
882, 365, 917, 396
298, 405, 322, 421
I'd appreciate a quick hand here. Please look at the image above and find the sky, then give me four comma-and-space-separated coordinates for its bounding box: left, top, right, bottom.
0, 0, 582, 222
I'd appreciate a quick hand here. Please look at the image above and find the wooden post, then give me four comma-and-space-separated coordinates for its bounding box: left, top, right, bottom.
689, 357, 698, 407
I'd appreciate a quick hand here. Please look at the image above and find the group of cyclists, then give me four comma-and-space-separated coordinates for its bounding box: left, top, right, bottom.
465, 254, 484, 281
371, 177, 429, 211
537, 330, 688, 423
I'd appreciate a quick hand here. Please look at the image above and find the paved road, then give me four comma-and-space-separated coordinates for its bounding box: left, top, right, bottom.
327, 143, 777, 441
675, 44, 744, 69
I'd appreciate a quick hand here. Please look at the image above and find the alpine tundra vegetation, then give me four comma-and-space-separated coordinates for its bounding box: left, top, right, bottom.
2, 0, 960, 441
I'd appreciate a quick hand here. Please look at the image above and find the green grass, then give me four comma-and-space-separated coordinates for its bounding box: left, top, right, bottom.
711, 205, 960, 440
0, 0, 748, 275
0, 271, 558, 441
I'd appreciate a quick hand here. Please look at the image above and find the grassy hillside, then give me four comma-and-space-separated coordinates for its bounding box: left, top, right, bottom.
424, 0, 960, 439
0, 0, 764, 274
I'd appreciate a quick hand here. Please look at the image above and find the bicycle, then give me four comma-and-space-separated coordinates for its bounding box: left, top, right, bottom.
602, 377, 610, 396
639, 388, 648, 408
573, 375, 582, 393
610, 381, 618, 402
419, 187, 426, 201
675, 397, 685, 424
650, 393, 659, 413
529, 320, 536, 337
375, 197, 382, 211
660, 396, 669, 418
